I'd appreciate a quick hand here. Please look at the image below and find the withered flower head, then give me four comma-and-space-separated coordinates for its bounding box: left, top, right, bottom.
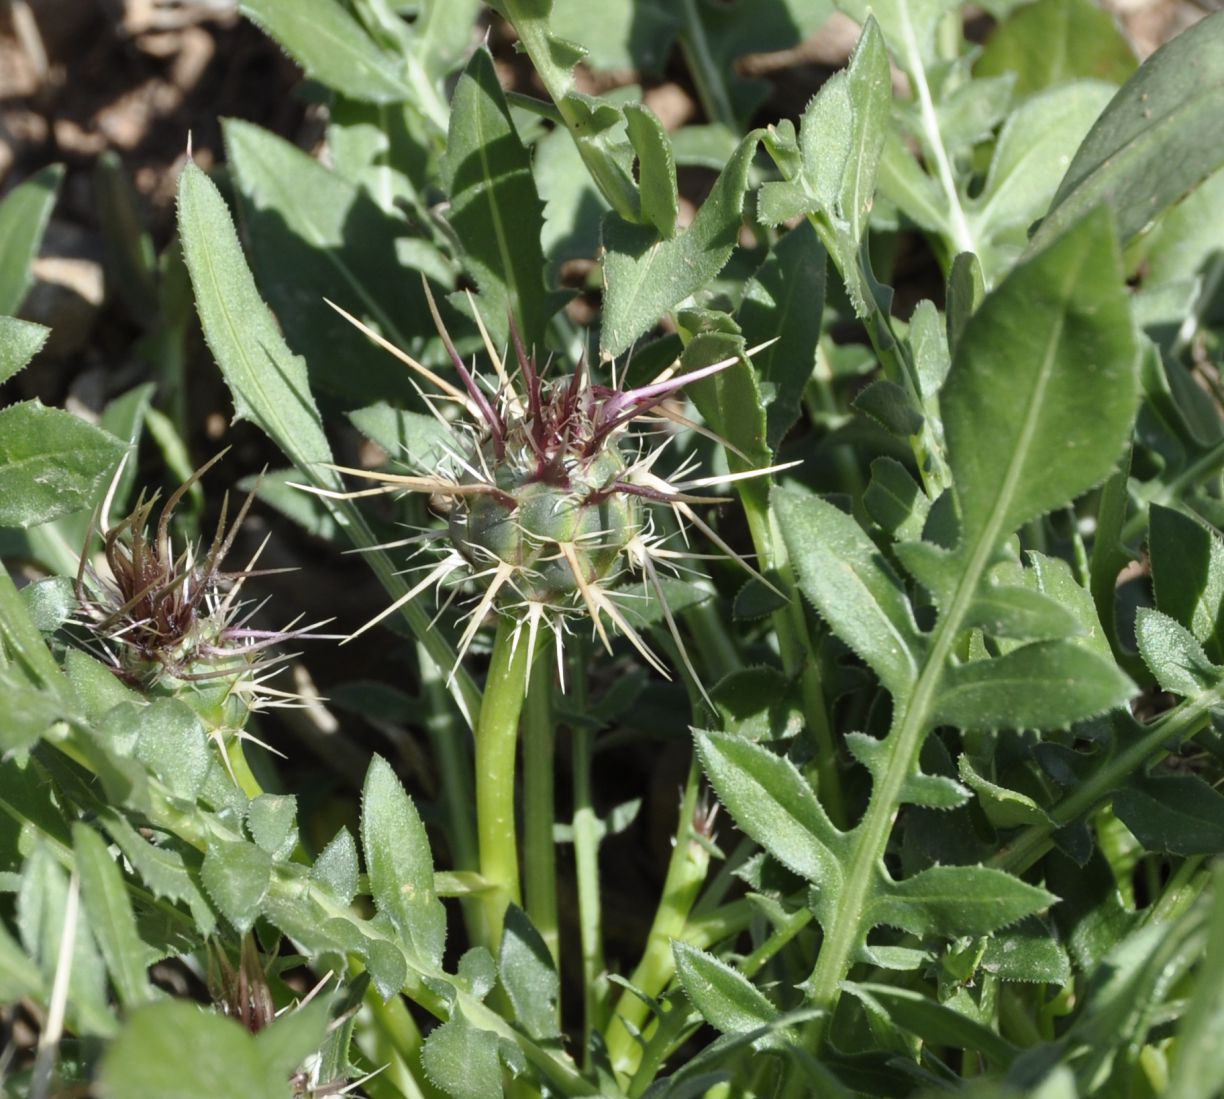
74, 451, 324, 723
316, 285, 792, 695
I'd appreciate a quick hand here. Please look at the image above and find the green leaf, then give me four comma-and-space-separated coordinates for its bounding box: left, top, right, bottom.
312, 827, 359, 905
443, 47, 554, 349
256, 996, 332, 1082
957, 755, 1053, 829
100, 1001, 289, 1098
775, 484, 922, 694
0, 401, 125, 529
348, 402, 455, 471
546, 0, 679, 74
361, 754, 445, 969
673, 941, 778, 1037
240, 0, 412, 103
864, 457, 929, 541
624, 104, 678, 239
1149, 504, 1224, 662
845, 982, 1018, 1068
677, 326, 770, 472
840, 17, 891, 243
102, 812, 214, 937
421, 1007, 503, 1099
1035, 11, 1224, 250
201, 839, 273, 934
133, 699, 210, 802
711, 667, 804, 741
968, 81, 1115, 277
871, 864, 1056, 938
1167, 866, 1224, 1099
601, 132, 757, 358
942, 207, 1138, 553
1114, 775, 1224, 855
247, 794, 298, 861
934, 640, 1135, 731
981, 915, 1072, 985
224, 118, 429, 405
966, 584, 1084, 642
73, 823, 155, 1008
737, 221, 826, 450
798, 73, 852, 213
500, 905, 560, 1041
176, 162, 335, 484
1135, 607, 1222, 698
0, 316, 49, 384
976, 0, 1136, 96
846, 731, 969, 809
0, 164, 63, 315
945, 250, 983, 355
694, 729, 843, 892
853, 378, 924, 437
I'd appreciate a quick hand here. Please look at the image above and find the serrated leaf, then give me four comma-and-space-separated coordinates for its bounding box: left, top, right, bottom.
981, 915, 1072, 985
934, 639, 1135, 731
247, 794, 298, 861
348, 402, 455, 471
202, 839, 272, 934
839, 17, 891, 242
73, 823, 156, 1008
0, 401, 126, 529
737, 221, 826, 450
966, 584, 1084, 642
500, 905, 560, 1041
798, 73, 852, 212
673, 941, 778, 1036
943, 207, 1138, 553
1114, 774, 1224, 855
312, 827, 359, 905
846, 732, 969, 809
1135, 607, 1222, 698
864, 457, 929, 541
422, 1007, 503, 1099
0, 164, 62, 315
361, 755, 445, 969
1035, 11, 1224, 249
133, 699, 210, 802
177, 162, 334, 483
443, 47, 555, 349
711, 667, 804, 741
853, 377, 924, 437
601, 133, 757, 358
0, 316, 49, 384
775, 483, 922, 693
240, 0, 412, 103
871, 865, 1056, 938
957, 755, 1053, 828
694, 729, 843, 891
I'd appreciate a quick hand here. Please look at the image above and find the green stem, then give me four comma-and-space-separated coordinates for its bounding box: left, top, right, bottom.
523, 635, 560, 968
417, 642, 478, 872
677, 0, 737, 130
993, 687, 1223, 876
476, 614, 537, 949
224, 736, 264, 800
606, 757, 710, 1079
1121, 437, 1224, 545
569, 639, 608, 1064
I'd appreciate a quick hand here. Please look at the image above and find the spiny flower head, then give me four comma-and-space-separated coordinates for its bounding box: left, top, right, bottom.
74, 451, 326, 730
323, 286, 789, 691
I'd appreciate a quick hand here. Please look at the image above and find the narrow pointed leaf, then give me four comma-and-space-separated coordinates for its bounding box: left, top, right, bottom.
934, 640, 1135, 731
0, 164, 62, 315
775, 483, 922, 693
361, 755, 446, 969
0, 316, 49, 384
694, 729, 843, 889
872, 865, 1056, 938
500, 905, 560, 1041
673, 941, 779, 1034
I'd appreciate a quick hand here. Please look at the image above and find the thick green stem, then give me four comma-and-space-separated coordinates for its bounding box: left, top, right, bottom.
606, 757, 710, 1079
523, 636, 559, 967
569, 639, 608, 1064
224, 736, 264, 800
476, 614, 538, 949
